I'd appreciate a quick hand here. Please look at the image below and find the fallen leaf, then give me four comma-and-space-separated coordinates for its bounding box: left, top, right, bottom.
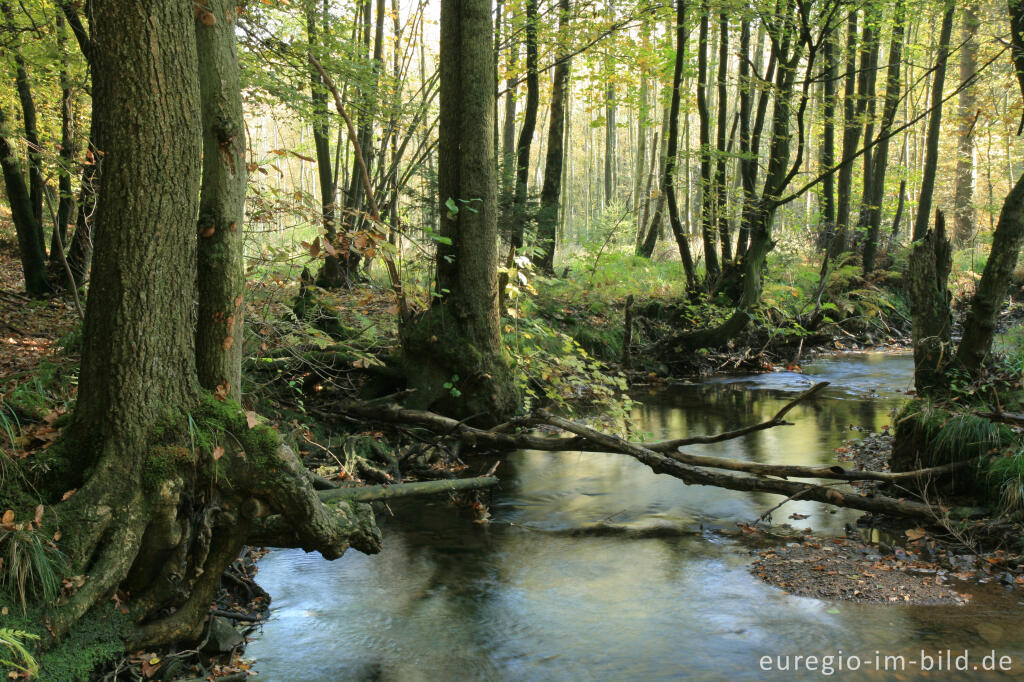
212, 446, 224, 461
1, 509, 13, 528
905, 527, 927, 541
245, 411, 258, 429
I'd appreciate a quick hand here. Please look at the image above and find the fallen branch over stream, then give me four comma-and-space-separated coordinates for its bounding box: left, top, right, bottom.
327, 384, 959, 519
316, 475, 499, 503
532, 410, 942, 520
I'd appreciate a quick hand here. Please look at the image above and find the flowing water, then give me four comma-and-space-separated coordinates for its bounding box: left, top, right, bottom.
248, 352, 1024, 680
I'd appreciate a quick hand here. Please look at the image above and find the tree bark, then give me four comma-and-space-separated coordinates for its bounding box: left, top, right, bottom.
535, 0, 571, 273
0, 105, 50, 296
662, 0, 696, 287
697, 9, 719, 282
906, 210, 952, 394
715, 12, 731, 265
953, 3, 980, 245
509, 0, 539, 248
307, 0, 343, 287
912, 0, 955, 242
818, 29, 837, 252
49, 12, 78, 289
195, 0, 248, 402
955, 173, 1024, 372
1, 0, 44, 230
402, 0, 518, 420
862, 0, 905, 274
829, 11, 860, 261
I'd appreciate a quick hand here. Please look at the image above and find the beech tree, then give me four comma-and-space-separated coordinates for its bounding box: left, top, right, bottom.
401, 0, 519, 420
32, 0, 379, 649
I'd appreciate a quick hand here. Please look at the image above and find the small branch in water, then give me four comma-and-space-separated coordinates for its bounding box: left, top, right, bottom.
317, 475, 500, 504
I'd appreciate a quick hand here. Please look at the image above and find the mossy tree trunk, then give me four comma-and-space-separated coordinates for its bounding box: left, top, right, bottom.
196, 0, 247, 402
906, 211, 952, 395
401, 0, 518, 421
40, 0, 379, 652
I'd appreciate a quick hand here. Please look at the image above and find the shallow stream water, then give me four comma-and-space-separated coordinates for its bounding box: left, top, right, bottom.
249, 353, 1024, 680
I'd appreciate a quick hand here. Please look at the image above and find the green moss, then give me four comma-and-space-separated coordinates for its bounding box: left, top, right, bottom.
0, 597, 129, 682
143, 445, 196, 491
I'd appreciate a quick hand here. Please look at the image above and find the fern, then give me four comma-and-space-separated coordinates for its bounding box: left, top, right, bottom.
0, 627, 40, 676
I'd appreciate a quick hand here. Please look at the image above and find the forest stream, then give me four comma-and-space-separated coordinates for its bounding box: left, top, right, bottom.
248, 353, 1024, 680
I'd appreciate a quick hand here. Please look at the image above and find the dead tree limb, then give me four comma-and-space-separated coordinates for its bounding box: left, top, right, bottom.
533, 409, 944, 519
665, 450, 974, 483
317, 476, 499, 503
333, 381, 830, 455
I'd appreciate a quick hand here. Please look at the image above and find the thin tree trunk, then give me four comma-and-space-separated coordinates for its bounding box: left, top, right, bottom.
818, 29, 837, 252
829, 11, 860, 260
50, 12, 78, 288
862, 0, 905, 274
536, 0, 570, 273
0, 106, 50, 295
912, 1, 956, 241
510, 0, 539, 248
662, 0, 696, 286
715, 12, 731, 264
953, 3, 980, 245
697, 8, 719, 282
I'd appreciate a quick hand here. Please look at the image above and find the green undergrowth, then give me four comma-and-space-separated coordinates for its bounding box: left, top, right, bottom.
0, 593, 130, 681
894, 400, 1024, 517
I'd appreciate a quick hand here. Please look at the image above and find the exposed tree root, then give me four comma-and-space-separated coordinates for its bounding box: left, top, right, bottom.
45, 421, 382, 649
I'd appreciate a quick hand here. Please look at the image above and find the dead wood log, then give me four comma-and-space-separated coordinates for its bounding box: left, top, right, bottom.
331, 381, 831, 455
665, 450, 974, 483
533, 409, 945, 519
316, 475, 499, 503
978, 411, 1024, 426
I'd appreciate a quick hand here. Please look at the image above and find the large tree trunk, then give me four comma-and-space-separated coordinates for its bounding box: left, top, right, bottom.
402, 0, 518, 420
42, 0, 380, 650
195, 0, 248, 401
535, 0, 570, 273
953, 3, 980, 245
862, 0, 905, 274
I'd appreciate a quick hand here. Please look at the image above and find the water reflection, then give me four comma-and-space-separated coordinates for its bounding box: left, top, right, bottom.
250, 352, 1024, 681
